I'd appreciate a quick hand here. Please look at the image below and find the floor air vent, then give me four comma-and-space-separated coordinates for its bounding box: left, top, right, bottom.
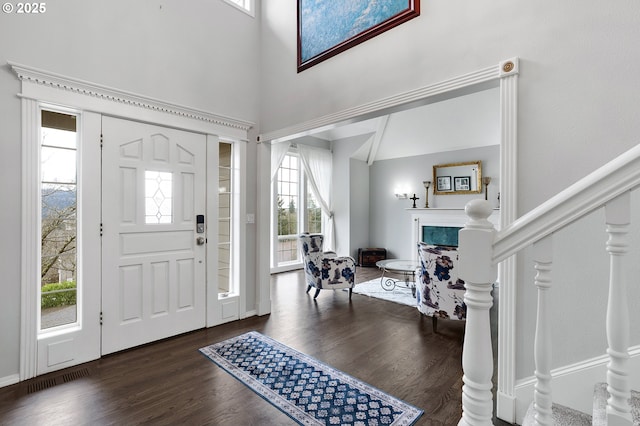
23, 366, 92, 395
62, 367, 90, 383
26, 377, 57, 394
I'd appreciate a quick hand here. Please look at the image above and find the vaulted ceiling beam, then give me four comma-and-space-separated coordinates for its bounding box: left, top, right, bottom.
367, 114, 390, 165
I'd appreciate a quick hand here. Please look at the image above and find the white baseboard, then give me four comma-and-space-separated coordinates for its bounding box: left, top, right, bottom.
241, 309, 257, 319
514, 346, 640, 424
0, 373, 20, 389
497, 391, 516, 423
257, 297, 271, 316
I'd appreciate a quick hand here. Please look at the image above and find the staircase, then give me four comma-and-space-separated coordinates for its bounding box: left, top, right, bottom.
456, 144, 640, 426
592, 384, 640, 426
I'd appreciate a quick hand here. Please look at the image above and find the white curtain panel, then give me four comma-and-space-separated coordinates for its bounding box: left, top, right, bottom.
297, 144, 335, 251
270, 141, 292, 182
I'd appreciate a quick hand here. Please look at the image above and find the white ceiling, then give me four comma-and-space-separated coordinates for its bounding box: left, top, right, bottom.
294, 86, 501, 163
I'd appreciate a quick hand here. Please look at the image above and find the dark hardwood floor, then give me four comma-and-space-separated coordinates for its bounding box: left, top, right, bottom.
0, 267, 510, 425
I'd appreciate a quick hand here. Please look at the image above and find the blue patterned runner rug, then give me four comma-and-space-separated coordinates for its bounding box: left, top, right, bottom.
199, 331, 423, 425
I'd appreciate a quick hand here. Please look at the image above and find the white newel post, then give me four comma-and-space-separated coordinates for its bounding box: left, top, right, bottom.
604, 192, 632, 426
532, 236, 553, 426
458, 200, 497, 426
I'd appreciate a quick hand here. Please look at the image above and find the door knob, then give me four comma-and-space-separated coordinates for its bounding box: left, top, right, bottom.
196, 236, 205, 245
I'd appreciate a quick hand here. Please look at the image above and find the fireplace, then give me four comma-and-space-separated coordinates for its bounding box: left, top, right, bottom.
422, 225, 461, 247
409, 208, 500, 260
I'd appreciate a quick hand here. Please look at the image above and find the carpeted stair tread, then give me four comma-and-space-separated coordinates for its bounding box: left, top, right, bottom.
523, 402, 592, 426
592, 382, 640, 426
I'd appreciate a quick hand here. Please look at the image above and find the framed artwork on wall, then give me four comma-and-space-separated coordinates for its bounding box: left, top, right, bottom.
433, 161, 482, 195
454, 176, 471, 191
297, 0, 420, 72
436, 176, 452, 192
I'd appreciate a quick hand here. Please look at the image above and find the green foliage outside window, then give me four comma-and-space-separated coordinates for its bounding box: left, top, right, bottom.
277, 195, 298, 235
41, 282, 77, 309
306, 195, 322, 233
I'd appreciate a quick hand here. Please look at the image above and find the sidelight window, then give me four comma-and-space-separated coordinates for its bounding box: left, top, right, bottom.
40, 110, 78, 330
218, 141, 234, 296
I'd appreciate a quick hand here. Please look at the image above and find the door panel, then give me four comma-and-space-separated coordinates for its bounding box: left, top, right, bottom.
101, 117, 206, 355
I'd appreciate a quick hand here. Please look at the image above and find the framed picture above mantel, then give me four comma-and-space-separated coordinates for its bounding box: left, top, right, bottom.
297, 0, 420, 72
433, 161, 482, 195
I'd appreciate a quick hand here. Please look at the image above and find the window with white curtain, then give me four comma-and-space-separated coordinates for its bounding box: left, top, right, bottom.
271, 151, 325, 271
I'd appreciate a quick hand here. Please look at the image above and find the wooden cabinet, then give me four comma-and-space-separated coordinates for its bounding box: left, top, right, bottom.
357, 248, 387, 267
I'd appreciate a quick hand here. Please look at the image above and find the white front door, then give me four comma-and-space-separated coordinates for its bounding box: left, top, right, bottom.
101, 117, 207, 355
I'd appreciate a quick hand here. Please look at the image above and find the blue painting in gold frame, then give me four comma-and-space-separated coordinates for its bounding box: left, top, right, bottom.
297, 0, 420, 72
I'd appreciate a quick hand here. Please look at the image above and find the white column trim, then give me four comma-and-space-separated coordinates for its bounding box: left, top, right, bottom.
256, 142, 272, 316
20, 98, 39, 381
497, 67, 519, 423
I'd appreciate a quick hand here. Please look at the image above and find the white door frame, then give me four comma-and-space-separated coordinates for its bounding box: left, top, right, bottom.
256, 58, 520, 422
206, 136, 249, 327
12, 62, 253, 381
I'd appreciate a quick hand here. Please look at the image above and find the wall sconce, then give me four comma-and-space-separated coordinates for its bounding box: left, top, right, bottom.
394, 186, 409, 199
422, 181, 431, 208
482, 177, 492, 200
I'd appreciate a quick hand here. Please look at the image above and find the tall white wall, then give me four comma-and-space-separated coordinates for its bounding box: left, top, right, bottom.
349, 159, 370, 260
260, 1, 640, 209
0, 0, 260, 381
260, 0, 640, 383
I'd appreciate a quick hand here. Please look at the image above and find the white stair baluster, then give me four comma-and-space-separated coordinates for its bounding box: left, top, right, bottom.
532, 236, 553, 426
604, 192, 632, 426
458, 200, 498, 426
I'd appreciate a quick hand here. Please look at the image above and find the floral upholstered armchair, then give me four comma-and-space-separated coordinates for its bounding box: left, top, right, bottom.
298, 233, 356, 299
415, 242, 467, 332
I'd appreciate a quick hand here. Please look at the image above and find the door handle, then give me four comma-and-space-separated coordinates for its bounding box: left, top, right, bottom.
196, 236, 206, 245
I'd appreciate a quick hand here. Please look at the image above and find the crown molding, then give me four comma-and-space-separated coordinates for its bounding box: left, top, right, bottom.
9, 61, 254, 132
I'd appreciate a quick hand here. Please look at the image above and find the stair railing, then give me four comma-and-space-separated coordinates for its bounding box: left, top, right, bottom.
457, 143, 640, 426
